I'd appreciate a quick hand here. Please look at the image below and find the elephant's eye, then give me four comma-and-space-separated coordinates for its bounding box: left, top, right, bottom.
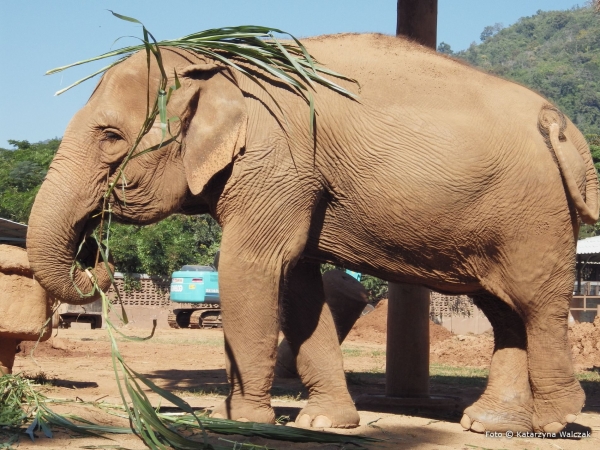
103, 130, 123, 142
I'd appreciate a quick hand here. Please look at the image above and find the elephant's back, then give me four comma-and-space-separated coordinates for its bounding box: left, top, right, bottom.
302, 33, 547, 122
305, 33, 560, 188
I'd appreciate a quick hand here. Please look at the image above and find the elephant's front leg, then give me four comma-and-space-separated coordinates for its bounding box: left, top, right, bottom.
280, 260, 360, 428
209, 240, 282, 423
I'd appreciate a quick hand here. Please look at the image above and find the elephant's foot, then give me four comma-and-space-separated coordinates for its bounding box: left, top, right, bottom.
210, 396, 276, 424
460, 345, 533, 433
531, 379, 584, 433
294, 395, 360, 429
461, 393, 533, 433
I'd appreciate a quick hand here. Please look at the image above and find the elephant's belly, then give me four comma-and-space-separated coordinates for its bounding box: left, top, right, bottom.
304, 208, 487, 294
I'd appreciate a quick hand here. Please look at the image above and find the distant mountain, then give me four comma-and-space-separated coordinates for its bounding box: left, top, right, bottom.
444, 6, 600, 136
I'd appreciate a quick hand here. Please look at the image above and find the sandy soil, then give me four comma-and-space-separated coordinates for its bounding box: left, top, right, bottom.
9, 304, 600, 449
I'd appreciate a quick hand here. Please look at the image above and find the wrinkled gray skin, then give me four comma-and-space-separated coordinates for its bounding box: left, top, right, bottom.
27, 34, 598, 433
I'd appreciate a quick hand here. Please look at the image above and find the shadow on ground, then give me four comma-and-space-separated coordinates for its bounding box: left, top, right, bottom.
146, 368, 309, 400
145, 367, 600, 421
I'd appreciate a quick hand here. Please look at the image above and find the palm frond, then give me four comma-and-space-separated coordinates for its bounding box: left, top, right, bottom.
47, 16, 360, 109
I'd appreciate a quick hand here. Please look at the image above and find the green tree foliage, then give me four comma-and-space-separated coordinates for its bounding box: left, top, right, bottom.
458, 6, 600, 135
586, 133, 600, 172
0, 139, 59, 223
360, 275, 388, 302
578, 133, 600, 237
320, 263, 388, 302
109, 215, 221, 277
437, 42, 453, 55
480, 23, 504, 42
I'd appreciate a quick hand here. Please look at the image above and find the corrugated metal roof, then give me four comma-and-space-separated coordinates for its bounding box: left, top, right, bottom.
0, 217, 27, 247
577, 235, 600, 255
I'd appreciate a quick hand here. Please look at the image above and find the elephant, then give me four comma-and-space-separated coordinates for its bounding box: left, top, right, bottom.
27, 33, 599, 433
275, 269, 368, 379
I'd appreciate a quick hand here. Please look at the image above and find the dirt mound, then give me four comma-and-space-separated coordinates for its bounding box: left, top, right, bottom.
430, 334, 493, 367
569, 315, 600, 370
348, 299, 600, 369
346, 299, 453, 346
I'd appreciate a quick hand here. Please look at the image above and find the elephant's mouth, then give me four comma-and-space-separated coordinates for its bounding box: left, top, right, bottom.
74, 215, 113, 276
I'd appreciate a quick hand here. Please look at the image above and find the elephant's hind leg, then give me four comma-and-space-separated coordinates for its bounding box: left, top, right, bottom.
280, 260, 360, 428
523, 268, 584, 433
461, 294, 533, 433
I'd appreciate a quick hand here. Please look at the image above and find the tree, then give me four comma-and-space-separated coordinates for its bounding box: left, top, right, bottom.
0, 138, 59, 223
109, 214, 222, 277
480, 23, 504, 41
437, 41, 453, 54
9, 161, 46, 191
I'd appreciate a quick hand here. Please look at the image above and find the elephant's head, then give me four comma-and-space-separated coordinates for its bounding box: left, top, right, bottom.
27, 49, 247, 304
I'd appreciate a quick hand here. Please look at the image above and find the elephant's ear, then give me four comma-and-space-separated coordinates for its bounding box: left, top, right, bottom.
180, 64, 247, 195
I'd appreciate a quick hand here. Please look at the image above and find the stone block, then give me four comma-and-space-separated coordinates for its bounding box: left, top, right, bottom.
0, 244, 52, 341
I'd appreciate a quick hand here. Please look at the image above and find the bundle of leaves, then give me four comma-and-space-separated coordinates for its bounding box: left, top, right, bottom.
49, 11, 358, 131
0, 374, 32, 430
0, 373, 130, 446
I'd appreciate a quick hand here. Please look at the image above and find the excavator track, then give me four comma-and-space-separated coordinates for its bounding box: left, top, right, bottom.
167, 311, 181, 329
168, 310, 191, 329
199, 309, 222, 328
169, 304, 222, 329
189, 307, 222, 329
188, 310, 205, 329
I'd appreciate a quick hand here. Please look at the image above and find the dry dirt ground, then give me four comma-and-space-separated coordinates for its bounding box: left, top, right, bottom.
8, 301, 600, 450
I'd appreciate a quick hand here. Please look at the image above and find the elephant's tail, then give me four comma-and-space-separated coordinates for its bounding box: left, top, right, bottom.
539, 104, 599, 225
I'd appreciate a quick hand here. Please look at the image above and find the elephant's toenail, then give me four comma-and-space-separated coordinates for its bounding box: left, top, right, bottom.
470, 421, 486, 433
237, 418, 249, 422
312, 415, 333, 428
210, 412, 225, 419
460, 414, 472, 430
296, 414, 312, 428
543, 422, 564, 433
565, 414, 577, 423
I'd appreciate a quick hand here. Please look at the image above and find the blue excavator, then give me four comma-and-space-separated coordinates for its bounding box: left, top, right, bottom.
167, 252, 222, 328
168, 251, 363, 329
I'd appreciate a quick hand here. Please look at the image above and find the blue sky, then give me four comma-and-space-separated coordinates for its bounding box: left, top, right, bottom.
0, 0, 585, 146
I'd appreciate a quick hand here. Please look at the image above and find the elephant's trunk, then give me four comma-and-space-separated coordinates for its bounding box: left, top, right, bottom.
27, 158, 113, 305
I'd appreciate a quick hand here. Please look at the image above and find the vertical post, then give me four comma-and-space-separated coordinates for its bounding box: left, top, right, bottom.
576, 255, 582, 295
386, 284, 430, 397
355, 0, 458, 412
388, 0, 438, 398
396, 0, 438, 47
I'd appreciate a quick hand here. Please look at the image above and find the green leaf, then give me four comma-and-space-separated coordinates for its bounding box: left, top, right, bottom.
108, 10, 144, 25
